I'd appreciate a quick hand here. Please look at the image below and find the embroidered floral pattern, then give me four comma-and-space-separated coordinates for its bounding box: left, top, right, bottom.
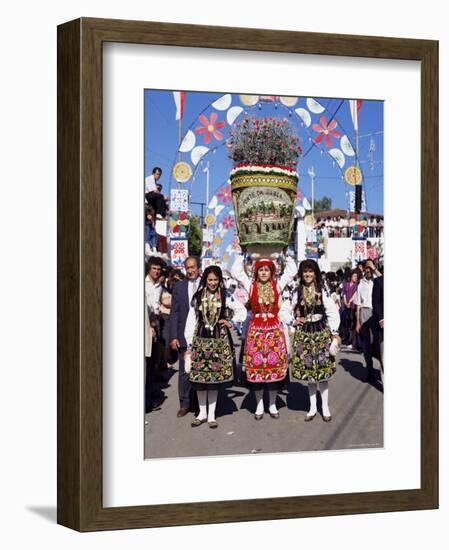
189, 325, 233, 384
244, 323, 287, 383
291, 326, 336, 382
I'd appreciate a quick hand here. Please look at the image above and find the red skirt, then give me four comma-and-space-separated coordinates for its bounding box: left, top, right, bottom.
243, 314, 288, 385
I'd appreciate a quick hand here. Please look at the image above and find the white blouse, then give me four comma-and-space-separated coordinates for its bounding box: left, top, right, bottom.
285, 287, 340, 335
184, 294, 247, 348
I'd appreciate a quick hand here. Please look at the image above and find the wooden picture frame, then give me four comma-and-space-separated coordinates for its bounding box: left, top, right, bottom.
57, 17, 438, 531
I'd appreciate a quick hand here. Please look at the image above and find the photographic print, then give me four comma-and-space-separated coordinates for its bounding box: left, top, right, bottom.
144, 89, 384, 459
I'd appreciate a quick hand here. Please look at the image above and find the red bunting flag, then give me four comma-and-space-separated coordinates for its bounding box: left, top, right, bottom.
173, 91, 186, 120
349, 99, 363, 131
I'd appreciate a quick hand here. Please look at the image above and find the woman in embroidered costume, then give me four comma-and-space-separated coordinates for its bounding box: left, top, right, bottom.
231, 255, 295, 420
290, 259, 341, 422
184, 266, 246, 428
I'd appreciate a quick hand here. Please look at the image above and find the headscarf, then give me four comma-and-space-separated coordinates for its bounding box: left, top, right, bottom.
249, 259, 279, 309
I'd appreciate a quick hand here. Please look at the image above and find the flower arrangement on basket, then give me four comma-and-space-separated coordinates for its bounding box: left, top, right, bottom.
227, 116, 301, 256
227, 115, 301, 168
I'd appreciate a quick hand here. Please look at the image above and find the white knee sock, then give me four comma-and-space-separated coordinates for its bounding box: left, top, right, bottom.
307, 382, 317, 417
319, 381, 331, 417
207, 390, 218, 422
196, 390, 207, 420
268, 390, 278, 414
255, 389, 264, 415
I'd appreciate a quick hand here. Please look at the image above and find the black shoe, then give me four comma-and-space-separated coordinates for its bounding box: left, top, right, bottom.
365, 369, 376, 382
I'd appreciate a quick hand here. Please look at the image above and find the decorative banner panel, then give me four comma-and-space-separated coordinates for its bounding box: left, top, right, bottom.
170, 238, 189, 267
170, 189, 189, 212
352, 239, 367, 265
169, 211, 190, 238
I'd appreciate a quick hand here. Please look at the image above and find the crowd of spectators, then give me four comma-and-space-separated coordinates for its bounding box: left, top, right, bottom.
313, 214, 384, 239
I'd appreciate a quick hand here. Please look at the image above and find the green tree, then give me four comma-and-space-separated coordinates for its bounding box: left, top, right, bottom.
188, 215, 202, 257
313, 196, 332, 212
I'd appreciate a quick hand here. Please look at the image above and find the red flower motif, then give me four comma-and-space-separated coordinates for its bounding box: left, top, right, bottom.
217, 185, 232, 204
312, 115, 341, 148
173, 242, 187, 254
195, 112, 226, 144
222, 215, 235, 230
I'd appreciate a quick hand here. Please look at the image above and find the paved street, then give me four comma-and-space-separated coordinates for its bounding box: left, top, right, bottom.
144, 342, 383, 459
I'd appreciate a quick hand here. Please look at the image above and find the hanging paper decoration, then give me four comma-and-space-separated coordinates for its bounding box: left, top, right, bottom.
170, 238, 189, 265
179, 130, 196, 153
214, 205, 225, 216
303, 197, 311, 210
340, 135, 355, 156
202, 228, 214, 242
208, 196, 218, 210
329, 148, 345, 169
195, 112, 225, 144
307, 98, 325, 113
312, 115, 341, 147
191, 145, 209, 166
239, 95, 259, 106
295, 107, 312, 127
170, 188, 189, 212
212, 94, 232, 111
227, 106, 244, 125
280, 96, 298, 107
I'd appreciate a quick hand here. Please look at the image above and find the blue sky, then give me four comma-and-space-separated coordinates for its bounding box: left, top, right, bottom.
144, 89, 383, 263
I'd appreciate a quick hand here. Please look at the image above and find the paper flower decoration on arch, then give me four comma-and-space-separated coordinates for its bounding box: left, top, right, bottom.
195, 112, 226, 144
312, 115, 341, 148
216, 184, 233, 204
222, 215, 235, 230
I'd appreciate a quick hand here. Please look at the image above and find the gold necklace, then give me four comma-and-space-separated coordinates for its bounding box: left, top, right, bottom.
201, 290, 221, 333
302, 283, 321, 317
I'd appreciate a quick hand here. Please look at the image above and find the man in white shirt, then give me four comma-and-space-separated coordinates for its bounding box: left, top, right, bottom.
355, 266, 376, 382
144, 256, 165, 412
145, 166, 166, 218
145, 257, 163, 314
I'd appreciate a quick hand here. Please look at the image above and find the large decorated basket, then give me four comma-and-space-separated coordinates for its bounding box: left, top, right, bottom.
227, 116, 300, 257
230, 164, 297, 250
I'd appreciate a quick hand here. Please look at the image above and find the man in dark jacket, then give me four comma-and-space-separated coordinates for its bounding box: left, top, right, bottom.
169, 256, 201, 417
372, 273, 384, 382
